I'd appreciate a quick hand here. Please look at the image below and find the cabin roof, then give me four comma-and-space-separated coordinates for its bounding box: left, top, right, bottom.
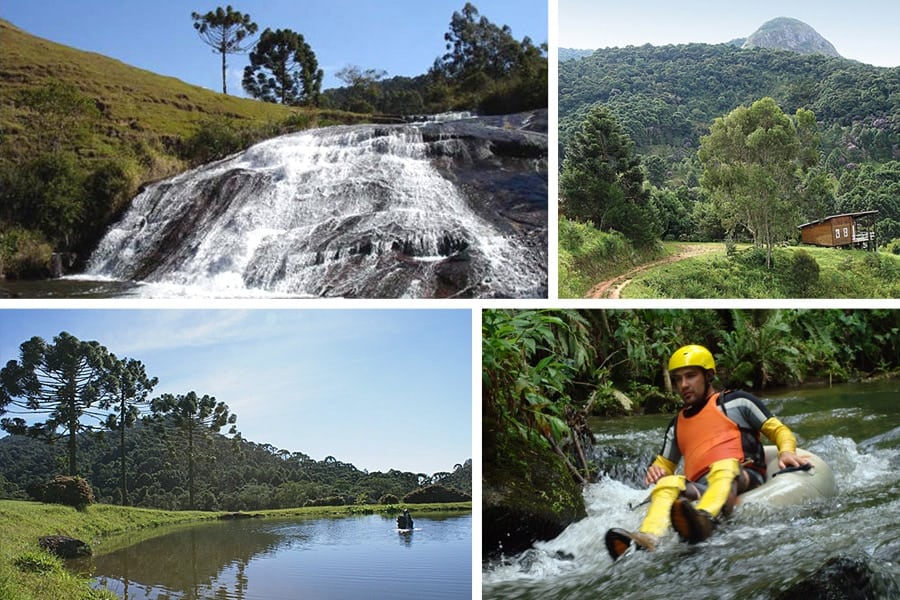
797, 210, 878, 230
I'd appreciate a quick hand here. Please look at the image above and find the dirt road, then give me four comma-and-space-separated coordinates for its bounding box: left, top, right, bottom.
586, 244, 716, 299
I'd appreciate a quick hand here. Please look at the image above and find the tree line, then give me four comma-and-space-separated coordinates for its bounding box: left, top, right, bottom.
192, 3, 547, 115
0, 332, 471, 510
483, 309, 899, 483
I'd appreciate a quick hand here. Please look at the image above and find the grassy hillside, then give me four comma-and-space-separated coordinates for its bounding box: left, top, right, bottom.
0, 19, 304, 165
0, 19, 366, 275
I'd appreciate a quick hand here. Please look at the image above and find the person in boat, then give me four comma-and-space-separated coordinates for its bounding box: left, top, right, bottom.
605, 344, 810, 560
398, 509, 413, 530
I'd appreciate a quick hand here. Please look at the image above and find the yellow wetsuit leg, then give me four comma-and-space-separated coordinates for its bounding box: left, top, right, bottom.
639, 475, 686, 537
696, 458, 741, 518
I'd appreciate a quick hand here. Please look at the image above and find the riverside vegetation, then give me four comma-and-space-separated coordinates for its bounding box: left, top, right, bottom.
558, 29, 900, 298
0, 3, 547, 279
482, 308, 899, 555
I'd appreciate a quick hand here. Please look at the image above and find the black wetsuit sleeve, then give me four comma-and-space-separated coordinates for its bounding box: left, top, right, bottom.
656, 415, 681, 466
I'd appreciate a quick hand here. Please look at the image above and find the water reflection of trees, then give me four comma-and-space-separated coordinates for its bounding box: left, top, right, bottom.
90, 520, 294, 599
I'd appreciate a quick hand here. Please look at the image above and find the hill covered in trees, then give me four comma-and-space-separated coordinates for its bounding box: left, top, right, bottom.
560, 43, 897, 171
0, 425, 472, 511
558, 39, 900, 296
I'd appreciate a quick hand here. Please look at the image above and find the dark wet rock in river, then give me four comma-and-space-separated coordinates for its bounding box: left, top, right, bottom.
774, 554, 898, 599
483, 429, 587, 559
85, 111, 547, 298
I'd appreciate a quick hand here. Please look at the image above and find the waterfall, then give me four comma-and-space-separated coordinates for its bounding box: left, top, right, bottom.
86, 119, 547, 298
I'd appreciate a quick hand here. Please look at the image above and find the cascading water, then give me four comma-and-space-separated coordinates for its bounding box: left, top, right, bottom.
483, 383, 900, 599
85, 115, 547, 298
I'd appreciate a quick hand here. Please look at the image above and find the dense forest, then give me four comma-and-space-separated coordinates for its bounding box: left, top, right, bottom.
0, 3, 547, 279
483, 309, 900, 484
0, 331, 471, 511
558, 43, 900, 262
0, 426, 472, 511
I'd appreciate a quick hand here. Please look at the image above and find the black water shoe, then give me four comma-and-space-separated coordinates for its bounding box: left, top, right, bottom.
604, 528, 658, 560
670, 499, 714, 543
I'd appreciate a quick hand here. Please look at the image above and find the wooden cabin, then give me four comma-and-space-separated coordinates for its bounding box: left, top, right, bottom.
797, 211, 878, 250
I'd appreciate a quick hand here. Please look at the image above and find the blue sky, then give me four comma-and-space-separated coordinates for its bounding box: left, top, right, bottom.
0, 308, 472, 476
560, 0, 900, 68
0, 0, 548, 92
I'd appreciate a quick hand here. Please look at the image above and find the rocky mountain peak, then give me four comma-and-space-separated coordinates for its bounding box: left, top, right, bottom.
742, 17, 841, 58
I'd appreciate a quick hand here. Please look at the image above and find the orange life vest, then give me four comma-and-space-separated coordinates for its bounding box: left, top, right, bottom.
676, 392, 745, 482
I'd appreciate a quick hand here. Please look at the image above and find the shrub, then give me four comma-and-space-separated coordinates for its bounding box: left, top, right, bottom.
0, 227, 54, 279
30, 475, 95, 510
402, 484, 471, 504
181, 118, 247, 165
378, 494, 400, 505
786, 249, 820, 296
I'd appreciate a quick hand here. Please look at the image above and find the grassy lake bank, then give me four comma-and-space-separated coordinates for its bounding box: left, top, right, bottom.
0, 500, 471, 600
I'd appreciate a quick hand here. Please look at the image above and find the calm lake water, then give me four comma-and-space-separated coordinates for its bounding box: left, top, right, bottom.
77, 512, 471, 600
483, 379, 900, 599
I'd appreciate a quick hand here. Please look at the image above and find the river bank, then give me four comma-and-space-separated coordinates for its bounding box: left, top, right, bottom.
0, 500, 471, 599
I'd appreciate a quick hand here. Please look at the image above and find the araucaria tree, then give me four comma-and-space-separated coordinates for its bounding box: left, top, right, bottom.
0, 332, 116, 475
151, 391, 237, 509
243, 28, 323, 106
559, 104, 661, 246
191, 5, 258, 95
699, 97, 822, 268
101, 358, 158, 505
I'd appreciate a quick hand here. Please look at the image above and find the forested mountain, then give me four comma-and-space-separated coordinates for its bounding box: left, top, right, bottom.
558, 41, 900, 247
560, 43, 898, 161
0, 422, 471, 511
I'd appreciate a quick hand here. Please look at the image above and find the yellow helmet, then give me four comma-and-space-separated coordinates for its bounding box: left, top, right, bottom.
668, 344, 715, 372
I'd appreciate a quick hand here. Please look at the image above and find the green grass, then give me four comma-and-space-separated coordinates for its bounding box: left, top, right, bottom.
0, 18, 364, 176
0, 499, 471, 599
621, 244, 900, 298
558, 217, 668, 297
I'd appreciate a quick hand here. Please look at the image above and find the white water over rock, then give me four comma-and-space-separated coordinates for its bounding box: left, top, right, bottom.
86, 118, 547, 298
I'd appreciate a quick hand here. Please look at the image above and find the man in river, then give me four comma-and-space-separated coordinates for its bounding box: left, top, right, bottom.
605, 344, 810, 560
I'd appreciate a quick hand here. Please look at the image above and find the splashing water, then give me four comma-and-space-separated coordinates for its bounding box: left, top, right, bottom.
484, 386, 900, 599
85, 121, 546, 298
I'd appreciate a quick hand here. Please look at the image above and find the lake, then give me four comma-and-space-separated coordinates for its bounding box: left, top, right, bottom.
76, 512, 471, 599
482, 379, 900, 599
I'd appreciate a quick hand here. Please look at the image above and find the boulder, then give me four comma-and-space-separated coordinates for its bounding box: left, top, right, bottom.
483, 426, 586, 559
774, 555, 893, 599
38, 535, 91, 559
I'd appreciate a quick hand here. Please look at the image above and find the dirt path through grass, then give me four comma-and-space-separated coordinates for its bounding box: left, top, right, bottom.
587, 244, 717, 298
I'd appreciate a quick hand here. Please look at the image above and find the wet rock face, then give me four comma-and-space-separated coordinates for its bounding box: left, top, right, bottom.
87, 111, 547, 298
483, 425, 587, 559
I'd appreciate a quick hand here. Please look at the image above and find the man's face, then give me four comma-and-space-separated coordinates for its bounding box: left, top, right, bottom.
671, 366, 709, 406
